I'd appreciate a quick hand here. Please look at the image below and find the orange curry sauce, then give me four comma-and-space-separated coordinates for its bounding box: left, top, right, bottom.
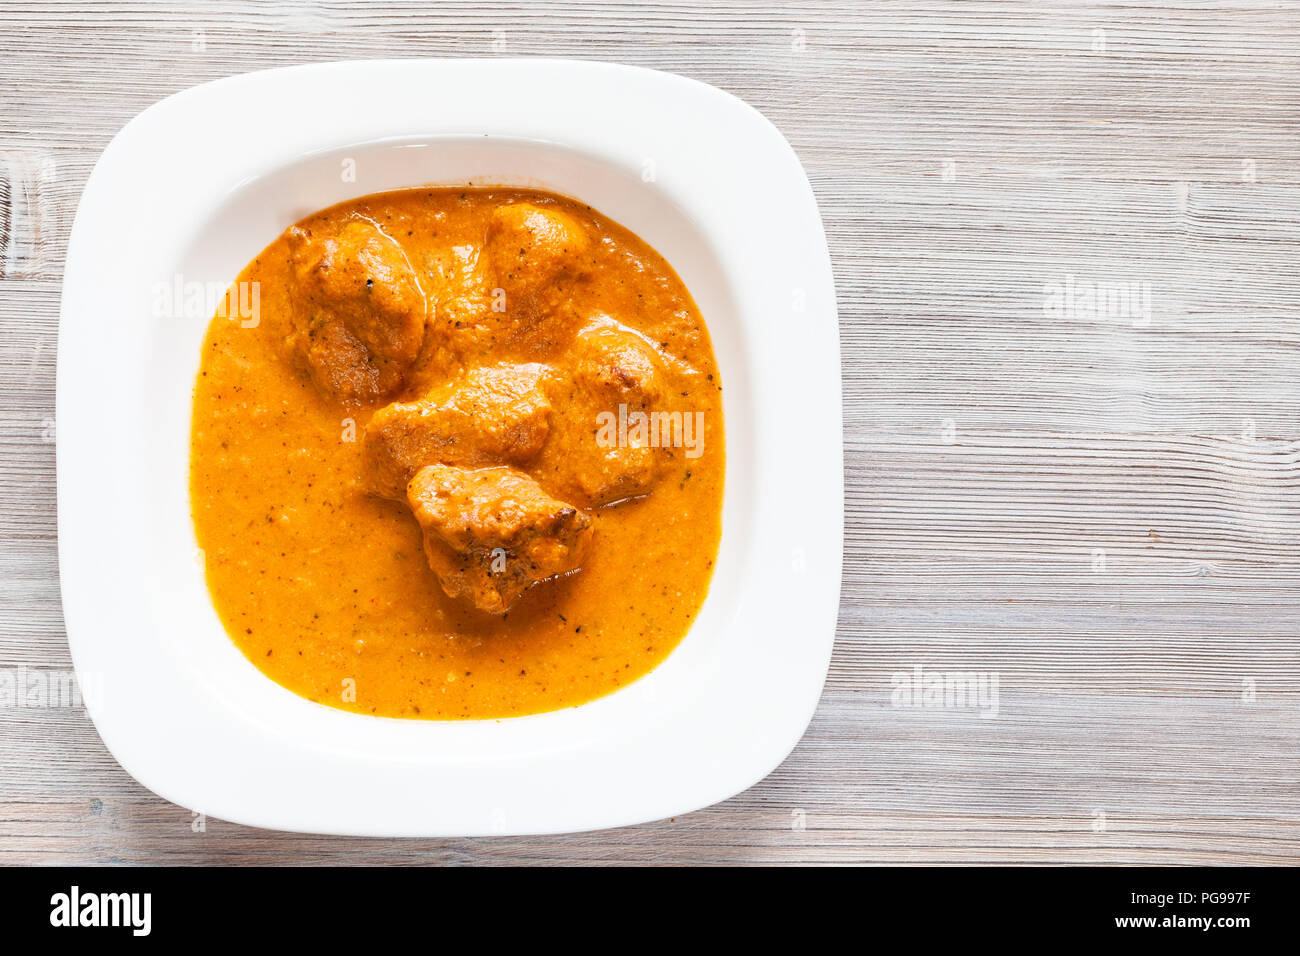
190, 188, 724, 719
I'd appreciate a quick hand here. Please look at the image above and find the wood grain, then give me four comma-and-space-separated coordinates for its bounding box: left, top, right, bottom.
2, 0, 1298, 864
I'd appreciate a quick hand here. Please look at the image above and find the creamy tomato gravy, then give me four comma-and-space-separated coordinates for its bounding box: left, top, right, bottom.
190, 188, 724, 719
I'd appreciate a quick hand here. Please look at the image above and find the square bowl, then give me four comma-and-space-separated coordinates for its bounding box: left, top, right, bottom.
57, 59, 841, 836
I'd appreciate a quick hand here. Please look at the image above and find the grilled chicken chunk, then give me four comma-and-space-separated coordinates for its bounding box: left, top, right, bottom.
407, 464, 592, 613
485, 202, 591, 308
535, 318, 670, 506
363, 362, 553, 499
483, 202, 593, 353
285, 218, 427, 402
408, 204, 593, 377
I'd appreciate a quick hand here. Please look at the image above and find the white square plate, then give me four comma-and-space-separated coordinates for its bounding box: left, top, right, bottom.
57, 59, 841, 836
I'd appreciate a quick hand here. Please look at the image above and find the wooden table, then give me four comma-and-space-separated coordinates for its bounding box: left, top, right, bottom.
2, 1, 1297, 864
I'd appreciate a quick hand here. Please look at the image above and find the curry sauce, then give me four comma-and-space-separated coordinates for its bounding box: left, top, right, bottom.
189, 188, 724, 719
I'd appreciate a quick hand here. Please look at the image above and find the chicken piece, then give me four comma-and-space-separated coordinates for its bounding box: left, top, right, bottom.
484, 203, 591, 320
285, 218, 427, 402
408, 464, 592, 614
408, 206, 591, 378
405, 243, 495, 387
535, 317, 670, 506
363, 363, 553, 499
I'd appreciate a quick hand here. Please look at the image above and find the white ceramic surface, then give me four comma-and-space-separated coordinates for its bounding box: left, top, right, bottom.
57, 59, 841, 836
